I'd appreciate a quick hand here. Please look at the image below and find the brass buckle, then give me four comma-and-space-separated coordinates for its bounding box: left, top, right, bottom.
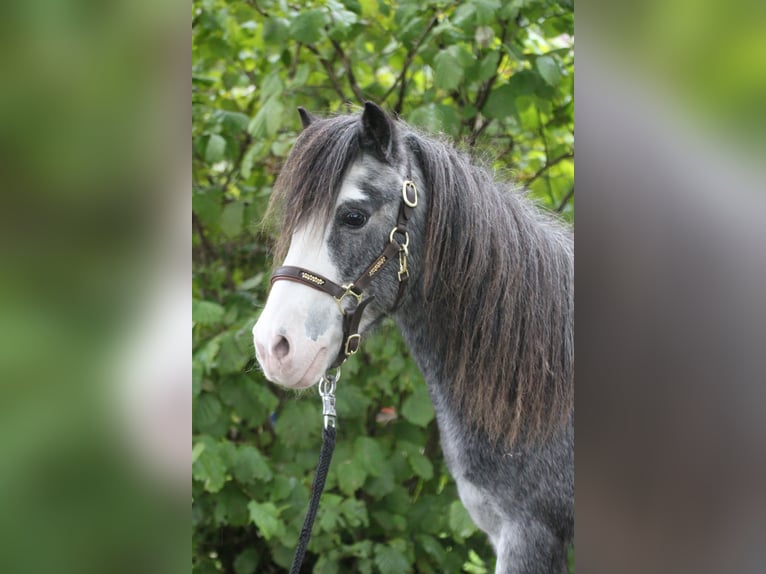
334, 283, 362, 315
344, 334, 361, 356
402, 180, 418, 208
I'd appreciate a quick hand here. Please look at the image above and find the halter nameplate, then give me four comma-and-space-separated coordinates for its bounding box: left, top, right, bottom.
368, 256, 387, 277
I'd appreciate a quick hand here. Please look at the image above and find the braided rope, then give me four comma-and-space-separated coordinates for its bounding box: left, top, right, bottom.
288, 426, 337, 574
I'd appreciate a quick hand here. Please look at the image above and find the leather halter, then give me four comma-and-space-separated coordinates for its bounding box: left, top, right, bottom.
271, 179, 418, 369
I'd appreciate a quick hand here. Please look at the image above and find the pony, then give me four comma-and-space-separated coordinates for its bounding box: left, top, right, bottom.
253, 102, 574, 573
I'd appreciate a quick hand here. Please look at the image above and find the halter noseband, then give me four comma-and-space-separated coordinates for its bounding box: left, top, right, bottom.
271, 179, 418, 369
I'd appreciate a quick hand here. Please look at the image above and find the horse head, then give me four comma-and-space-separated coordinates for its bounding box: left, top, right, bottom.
253, 102, 423, 389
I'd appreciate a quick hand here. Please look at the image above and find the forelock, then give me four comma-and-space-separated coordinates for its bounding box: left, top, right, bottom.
269, 115, 362, 259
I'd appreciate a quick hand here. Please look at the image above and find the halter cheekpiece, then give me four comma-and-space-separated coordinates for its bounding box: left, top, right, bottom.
270, 178, 418, 369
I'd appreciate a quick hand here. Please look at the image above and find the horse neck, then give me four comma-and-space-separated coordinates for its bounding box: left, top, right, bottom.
391, 182, 574, 445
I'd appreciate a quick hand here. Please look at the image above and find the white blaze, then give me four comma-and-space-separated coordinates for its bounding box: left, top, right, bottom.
253, 165, 368, 388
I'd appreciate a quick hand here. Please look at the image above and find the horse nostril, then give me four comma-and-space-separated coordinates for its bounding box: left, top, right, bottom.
273, 335, 290, 360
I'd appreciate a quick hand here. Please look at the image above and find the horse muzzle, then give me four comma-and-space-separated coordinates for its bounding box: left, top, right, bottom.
253, 325, 331, 389
252, 281, 341, 388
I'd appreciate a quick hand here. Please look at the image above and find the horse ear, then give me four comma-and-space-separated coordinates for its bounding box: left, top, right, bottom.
297, 107, 316, 129
361, 101, 394, 161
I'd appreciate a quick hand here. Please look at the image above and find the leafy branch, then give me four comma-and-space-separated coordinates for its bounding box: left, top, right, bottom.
523, 151, 574, 187
467, 16, 519, 146
330, 38, 366, 104
304, 44, 352, 104
381, 13, 441, 114
556, 186, 574, 212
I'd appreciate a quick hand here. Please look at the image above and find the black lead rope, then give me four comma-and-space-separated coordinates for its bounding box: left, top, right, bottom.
288, 371, 339, 574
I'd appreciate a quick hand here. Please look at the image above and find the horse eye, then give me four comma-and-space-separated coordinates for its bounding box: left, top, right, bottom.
340, 210, 368, 228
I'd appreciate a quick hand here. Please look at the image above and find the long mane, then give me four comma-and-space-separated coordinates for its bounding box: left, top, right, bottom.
268, 111, 574, 448
409, 131, 574, 447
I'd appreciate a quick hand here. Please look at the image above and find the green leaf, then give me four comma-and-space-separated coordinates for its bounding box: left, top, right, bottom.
314, 552, 341, 574
327, 0, 358, 28
264, 99, 285, 137
262, 17, 289, 45
219, 375, 277, 424
401, 384, 434, 427
335, 382, 372, 418
337, 457, 367, 495
192, 190, 221, 231
290, 10, 327, 44
318, 494, 343, 532
365, 463, 395, 498
416, 534, 446, 562
509, 69, 548, 97
452, 3, 477, 30
484, 83, 516, 120
536, 55, 562, 86
409, 494, 447, 535
433, 49, 463, 91
220, 111, 249, 133
471, 0, 502, 25
399, 441, 434, 480
192, 441, 206, 463
194, 393, 223, 428
354, 436, 386, 477
343, 539, 373, 560
342, 0, 363, 13
194, 334, 222, 370
340, 497, 369, 528
448, 500, 478, 540
233, 445, 272, 483
233, 548, 260, 574
192, 299, 225, 325
374, 543, 410, 574
205, 133, 226, 164
269, 475, 298, 503
438, 104, 464, 136
372, 510, 407, 532
478, 52, 500, 83
407, 450, 433, 480
274, 401, 319, 447
192, 440, 227, 493
382, 486, 410, 515
291, 63, 311, 88
249, 97, 285, 138
214, 484, 250, 527
359, 0, 378, 17
220, 201, 244, 239
240, 144, 256, 180
247, 501, 285, 541
260, 72, 284, 101
216, 331, 250, 374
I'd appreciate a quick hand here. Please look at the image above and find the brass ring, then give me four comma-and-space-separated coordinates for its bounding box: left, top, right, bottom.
389, 227, 410, 249
402, 180, 418, 208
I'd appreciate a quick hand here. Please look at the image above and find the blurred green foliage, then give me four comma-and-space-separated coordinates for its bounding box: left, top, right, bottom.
584, 0, 766, 154
192, 0, 573, 572
0, 2, 187, 573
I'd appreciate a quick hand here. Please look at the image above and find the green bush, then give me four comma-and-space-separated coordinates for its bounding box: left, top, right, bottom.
192, 0, 573, 571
